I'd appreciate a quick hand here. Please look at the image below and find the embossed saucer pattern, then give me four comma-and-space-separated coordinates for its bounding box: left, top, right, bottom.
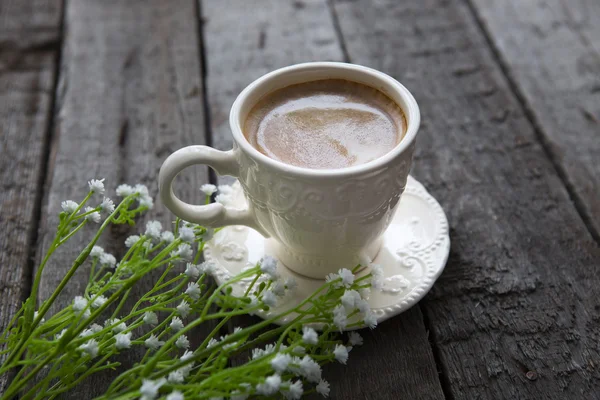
204, 176, 450, 330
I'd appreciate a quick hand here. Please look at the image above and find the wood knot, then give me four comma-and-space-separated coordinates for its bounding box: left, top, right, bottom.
525, 371, 538, 381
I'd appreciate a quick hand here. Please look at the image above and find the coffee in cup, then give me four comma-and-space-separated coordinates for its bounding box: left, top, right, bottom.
243, 79, 407, 170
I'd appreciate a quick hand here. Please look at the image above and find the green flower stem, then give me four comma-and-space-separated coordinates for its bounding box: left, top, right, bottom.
140, 281, 334, 388
2, 347, 60, 399
58, 219, 88, 245
110, 287, 133, 320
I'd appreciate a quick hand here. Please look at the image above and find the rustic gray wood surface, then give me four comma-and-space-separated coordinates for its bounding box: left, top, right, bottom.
333, 0, 600, 397
469, 0, 600, 241
0, 0, 599, 398
0, 0, 62, 391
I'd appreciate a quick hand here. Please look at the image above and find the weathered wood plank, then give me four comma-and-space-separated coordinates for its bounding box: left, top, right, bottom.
36, 1, 208, 397
0, 0, 62, 392
468, 0, 600, 241
333, 0, 600, 397
200, 1, 445, 398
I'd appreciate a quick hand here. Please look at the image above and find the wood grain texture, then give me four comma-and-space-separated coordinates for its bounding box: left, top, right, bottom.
35, 0, 208, 397
468, 0, 600, 241
200, 1, 445, 398
0, 0, 62, 391
333, 0, 600, 397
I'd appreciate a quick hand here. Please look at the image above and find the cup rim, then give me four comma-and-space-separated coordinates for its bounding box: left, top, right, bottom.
229, 62, 420, 178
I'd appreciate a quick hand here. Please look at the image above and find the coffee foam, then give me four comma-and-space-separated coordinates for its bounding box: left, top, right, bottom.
243, 79, 406, 169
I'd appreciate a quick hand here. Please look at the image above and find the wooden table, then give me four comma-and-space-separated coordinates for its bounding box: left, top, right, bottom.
1, 0, 599, 398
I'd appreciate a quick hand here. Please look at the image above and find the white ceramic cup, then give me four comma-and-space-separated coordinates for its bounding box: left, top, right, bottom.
158, 62, 420, 279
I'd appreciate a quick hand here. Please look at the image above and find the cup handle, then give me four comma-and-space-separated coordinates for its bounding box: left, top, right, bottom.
158, 145, 268, 236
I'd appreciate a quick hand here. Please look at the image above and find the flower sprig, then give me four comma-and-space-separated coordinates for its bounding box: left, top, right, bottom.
0, 180, 380, 400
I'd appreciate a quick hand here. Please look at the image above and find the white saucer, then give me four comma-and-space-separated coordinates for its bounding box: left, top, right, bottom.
204, 176, 450, 329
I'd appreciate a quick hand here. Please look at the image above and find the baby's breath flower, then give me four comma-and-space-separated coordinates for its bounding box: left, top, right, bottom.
100, 197, 115, 213
285, 277, 298, 290
333, 344, 349, 364
89, 323, 103, 333
78, 339, 99, 358
170, 317, 184, 332
348, 332, 363, 346
357, 299, 370, 314
215, 194, 232, 206
161, 231, 175, 243
207, 338, 219, 348
140, 378, 165, 400
90, 246, 104, 258
33, 311, 45, 324
88, 178, 105, 194
293, 346, 306, 355
100, 252, 117, 269
125, 235, 140, 248
341, 289, 361, 310
178, 227, 195, 243
256, 374, 281, 396
271, 353, 291, 373
298, 356, 322, 383
333, 304, 347, 331
145, 334, 164, 350
370, 264, 384, 290
338, 268, 355, 287
145, 220, 162, 241
139, 195, 154, 209
175, 335, 190, 349
359, 287, 371, 299
325, 273, 342, 288
143, 311, 158, 326
272, 281, 286, 296
80, 329, 94, 337
84, 206, 101, 223
181, 350, 194, 361
260, 256, 279, 279
284, 380, 304, 400
91, 295, 107, 308
134, 184, 149, 197
302, 326, 318, 345
364, 311, 378, 329
177, 300, 191, 318
72, 296, 88, 312
166, 391, 184, 400
185, 282, 201, 301
105, 318, 127, 333
184, 263, 200, 279
55, 329, 67, 341
218, 185, 233, 195
200, 183, 217, 196
61, 200, 79, 213
116, 184, 134, 197
262, 290, 277, 307
198, 261, 214, 274
115, 332, 132, 350
168, 370, 184, 383
172, 243, 193, 260
316, 380, 331, 398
